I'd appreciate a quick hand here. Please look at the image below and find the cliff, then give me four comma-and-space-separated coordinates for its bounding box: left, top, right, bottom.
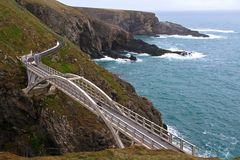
15, 0, 133, 59
80, 7, 208, 37
16, 0, 197, 60
0, 0, 162, 156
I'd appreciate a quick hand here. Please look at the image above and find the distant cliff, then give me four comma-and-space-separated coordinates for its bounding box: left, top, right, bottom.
16, 0, 195, 60
80, 8, 208, 37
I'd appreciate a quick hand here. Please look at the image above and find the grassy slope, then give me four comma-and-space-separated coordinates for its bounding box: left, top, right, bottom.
0, 0, 127, 153
0, 1, 231, 159
0, 0, 56, 55
0, 147, 218, 160
0, 0, 126, 120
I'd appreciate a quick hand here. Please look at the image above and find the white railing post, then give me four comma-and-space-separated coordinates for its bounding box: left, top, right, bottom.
180, 139, 184, 150
151, 122, 154, 132
23, 42, 197, 155
159, 127, 163, 137
191, 145, 196, 156
169, 134, 173, 143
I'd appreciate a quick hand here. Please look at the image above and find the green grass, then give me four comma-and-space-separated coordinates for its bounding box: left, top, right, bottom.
0, 0, 130, 149
42, 40, 127, 103
27, 132, 44, 154
0, 147, 218, 160
0, 0, 56, 56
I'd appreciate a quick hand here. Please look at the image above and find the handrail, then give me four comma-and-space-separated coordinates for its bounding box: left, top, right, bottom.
99, 105, 168, 149
22, 41, 197, 156
115, 102, 196, 155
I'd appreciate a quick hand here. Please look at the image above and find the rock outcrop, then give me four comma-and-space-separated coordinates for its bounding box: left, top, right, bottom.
16, 0, 132, 59
80, 7, 208, 37
154, 21, 208, 37
0, 0, 163, 156
121, 39, 190, 56
16, 0, 195, 61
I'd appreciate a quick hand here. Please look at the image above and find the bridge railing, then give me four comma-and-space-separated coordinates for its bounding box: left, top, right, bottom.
99, 105, 167, 150
38, 63, 65, 77
38, 62, 119, 111
36, 59, 196, 155
115, 102, 196, 155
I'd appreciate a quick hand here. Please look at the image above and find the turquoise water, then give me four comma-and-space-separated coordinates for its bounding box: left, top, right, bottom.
95, 12, 240, 159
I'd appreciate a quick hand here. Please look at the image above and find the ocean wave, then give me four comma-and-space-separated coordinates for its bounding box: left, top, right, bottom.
167, 125, 194, 154
167, 47, 184, 52
156, 52, 206, 60
137, 53, 150, 57
128, 52, 150, 57
157, 34, 224, 39
94, 56, 142, 63
192, 28, 236, 33
198, 131, 239, 158
167, 125, 182, 137
198, 149, 217, 158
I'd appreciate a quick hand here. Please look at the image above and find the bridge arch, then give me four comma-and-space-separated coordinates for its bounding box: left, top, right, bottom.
24, 73, 124, 148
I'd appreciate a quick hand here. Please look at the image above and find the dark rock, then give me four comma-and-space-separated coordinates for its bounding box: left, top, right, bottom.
155, 22, 209, 37
163, 123, 168, 130
16, 0, 132, 59
17, 0, 206, 61
1, 0, 165, 157
111, 90, 117, 101
129, 55, 137, 61
120, 39, 189, 57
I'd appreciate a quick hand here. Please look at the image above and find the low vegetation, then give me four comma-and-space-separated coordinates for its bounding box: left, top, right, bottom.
0, 147, 218, 160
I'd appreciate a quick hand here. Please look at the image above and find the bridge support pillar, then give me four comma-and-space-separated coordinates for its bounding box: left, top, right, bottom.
23, 68, 49, 94
113, 129, 124, 149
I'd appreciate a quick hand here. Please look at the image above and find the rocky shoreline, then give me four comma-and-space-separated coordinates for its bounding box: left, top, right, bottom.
0, 0, 201, 156
17, 0, 203, 61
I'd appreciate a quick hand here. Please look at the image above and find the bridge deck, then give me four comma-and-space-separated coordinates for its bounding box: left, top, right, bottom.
102, 105, 181, 151
22, 41, 196, 156
28, 64, 181, 151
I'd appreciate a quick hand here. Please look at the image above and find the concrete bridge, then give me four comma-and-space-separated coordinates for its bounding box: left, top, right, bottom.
21, 41, 196, 156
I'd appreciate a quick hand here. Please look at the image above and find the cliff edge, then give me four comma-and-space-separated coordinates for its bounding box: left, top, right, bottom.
80, 7, 208, 37
16, 0, 198, 61
0, 0, 162, 156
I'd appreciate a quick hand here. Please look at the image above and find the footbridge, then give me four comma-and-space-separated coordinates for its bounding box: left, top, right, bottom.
21, 41, 196, 156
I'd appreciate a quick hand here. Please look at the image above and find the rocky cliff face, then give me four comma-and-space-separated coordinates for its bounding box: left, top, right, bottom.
154, 21, 207, 37
80, 8, 208, 37
0, 0, 163, 156
16, 0, 197, 60
16, 0, 132, 59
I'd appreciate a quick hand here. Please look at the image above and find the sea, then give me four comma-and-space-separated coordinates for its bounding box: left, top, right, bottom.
94, 11, 240, 159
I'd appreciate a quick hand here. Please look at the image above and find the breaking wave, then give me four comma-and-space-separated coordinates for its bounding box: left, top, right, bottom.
94, 56, 142, 63
156, 52, 206, 60
192, 28, 236, 33
157, 34, 225, 39
128, 52, 150, 57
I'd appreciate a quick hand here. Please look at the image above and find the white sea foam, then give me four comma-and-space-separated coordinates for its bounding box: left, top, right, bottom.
137, 53, 150, 57
192, 28, 236, 33
198, 149, 217, 158
168, 126, 215, 158
128, 52, 150, 57
157, 34, 224, 39
136, 58, 143, 62
167, 125, 182, 137
167, 47, 184, 52
94, 56, 142, 63
156, 52, 206, 60
167, 125, 194, 154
